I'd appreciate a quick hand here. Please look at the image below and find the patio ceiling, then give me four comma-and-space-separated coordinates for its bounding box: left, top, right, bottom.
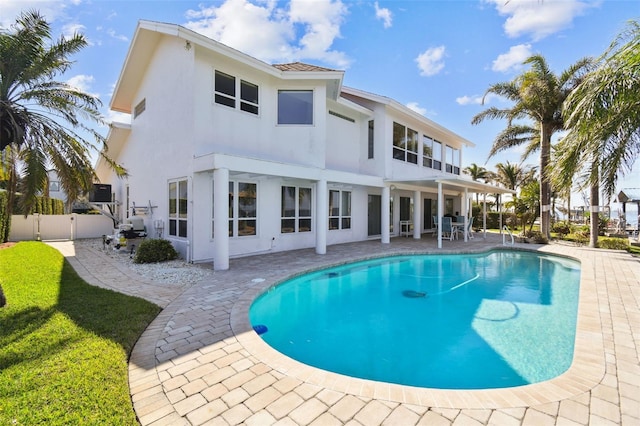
387, 176, 515, 195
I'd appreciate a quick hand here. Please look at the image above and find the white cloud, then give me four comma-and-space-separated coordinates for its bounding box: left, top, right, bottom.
62, 22, 85, 38
415, 45, 446, 77
485, 0, 595, 41
0, 0, 68, 27
492, 43, 532, 72
374, 2, 392, 28
106, 28, 128, 42
67, 74, 98, 97
406, 102, 426, 115
456, 93, 501, 106
184, 0, 350, 68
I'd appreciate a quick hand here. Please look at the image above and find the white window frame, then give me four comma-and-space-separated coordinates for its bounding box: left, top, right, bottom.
169, 179, 188, 238
214, 70, 259, 115
277, 89, 314, 125
393, 122, 419, 164
212, 180, 258, 238
281, 186, 313, 233
329, 189, 351, 230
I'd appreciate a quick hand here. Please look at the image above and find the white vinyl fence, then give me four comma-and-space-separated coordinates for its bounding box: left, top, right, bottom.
8, 214, 115, 241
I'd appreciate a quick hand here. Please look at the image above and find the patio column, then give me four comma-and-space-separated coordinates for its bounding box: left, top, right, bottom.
381, 186, 390, 244
213, 167, 229, 271
483, 193, 487, 239
463, 188, 469, 242
316, 179, 327, 254
413, 190, 421, 239
437, 181, 443, 249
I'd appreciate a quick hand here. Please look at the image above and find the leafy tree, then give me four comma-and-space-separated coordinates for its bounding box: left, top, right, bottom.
552, 20, 640, 247
0, 10, 126, 241
472, 55, 592, 238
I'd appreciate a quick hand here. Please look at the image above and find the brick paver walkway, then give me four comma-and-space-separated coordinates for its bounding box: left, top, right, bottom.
49, 234, 640, 425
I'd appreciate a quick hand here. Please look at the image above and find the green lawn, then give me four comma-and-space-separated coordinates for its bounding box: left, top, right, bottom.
0, 242, 161, 425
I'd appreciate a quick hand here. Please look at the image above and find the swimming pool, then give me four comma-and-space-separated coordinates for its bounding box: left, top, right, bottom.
249, 250, 581, 389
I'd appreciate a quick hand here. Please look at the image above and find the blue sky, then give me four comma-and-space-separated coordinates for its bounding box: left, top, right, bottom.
1, 0, 638, 205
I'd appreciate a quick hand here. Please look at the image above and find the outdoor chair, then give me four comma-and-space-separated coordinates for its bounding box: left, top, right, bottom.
441, 216, 454, 241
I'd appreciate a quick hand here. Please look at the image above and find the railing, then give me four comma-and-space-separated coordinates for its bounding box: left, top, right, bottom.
502, 225, 514, 246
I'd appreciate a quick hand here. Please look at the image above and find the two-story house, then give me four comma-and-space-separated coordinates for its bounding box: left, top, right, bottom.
96, 20, 511, 270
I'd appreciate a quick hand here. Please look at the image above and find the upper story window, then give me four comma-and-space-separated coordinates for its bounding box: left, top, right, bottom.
445, 145, 460, 175
278, 90, 313, 125
49, 181, 60, 192
393, 122, 418, 164
422, 135, 433, 168
214, 70, 259, 115
432, 139, 442, 170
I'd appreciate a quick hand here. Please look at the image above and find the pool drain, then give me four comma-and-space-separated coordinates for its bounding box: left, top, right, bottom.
402, 290, 427, 298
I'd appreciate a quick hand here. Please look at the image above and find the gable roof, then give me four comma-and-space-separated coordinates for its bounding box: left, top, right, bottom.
110, 20, 345, 113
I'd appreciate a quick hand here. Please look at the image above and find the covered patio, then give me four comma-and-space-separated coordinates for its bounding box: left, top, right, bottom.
386, 176, 516, 248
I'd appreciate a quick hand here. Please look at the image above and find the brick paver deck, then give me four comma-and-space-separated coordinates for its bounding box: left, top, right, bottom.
48, 233, 640, 425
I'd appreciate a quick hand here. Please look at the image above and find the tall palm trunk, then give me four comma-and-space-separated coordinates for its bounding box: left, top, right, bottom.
540, 123, 552, 238
589, 166, 600, 248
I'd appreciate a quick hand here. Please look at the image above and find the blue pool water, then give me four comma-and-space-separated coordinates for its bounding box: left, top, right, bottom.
249, 250, 581, 389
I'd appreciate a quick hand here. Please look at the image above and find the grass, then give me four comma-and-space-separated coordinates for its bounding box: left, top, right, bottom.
0, 242, 161, 425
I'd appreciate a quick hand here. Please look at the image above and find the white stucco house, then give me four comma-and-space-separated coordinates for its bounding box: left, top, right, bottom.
96, 20, 512, 270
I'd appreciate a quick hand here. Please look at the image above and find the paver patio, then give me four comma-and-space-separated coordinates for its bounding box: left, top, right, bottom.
49, 233, 640, 425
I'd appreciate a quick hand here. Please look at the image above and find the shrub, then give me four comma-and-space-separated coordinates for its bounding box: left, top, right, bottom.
133, 238, 178, 264
598, 237, 629, 251
551, 221, 571, 237
520, 230, 548, 244
0, 283, 6, 308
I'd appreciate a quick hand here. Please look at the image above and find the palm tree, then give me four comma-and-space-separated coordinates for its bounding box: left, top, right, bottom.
494, 161, 534, 191
0, 10, 125, 241
472, 54, 592, 238
463, 163, 489, 204
555, 20, 640, 203
552, 21, 640, 247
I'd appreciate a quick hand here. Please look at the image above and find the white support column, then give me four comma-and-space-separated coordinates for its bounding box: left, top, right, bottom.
437, 182, 443, 249
413, 190, 421, 239
213, 168, 229, 271
316, 179, 327, 254
381, 186, 390, 244
463, 188, 469, 242
483, 193, 487, 239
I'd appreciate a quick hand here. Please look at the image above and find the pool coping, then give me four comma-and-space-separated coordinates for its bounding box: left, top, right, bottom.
230, 244, 605, 410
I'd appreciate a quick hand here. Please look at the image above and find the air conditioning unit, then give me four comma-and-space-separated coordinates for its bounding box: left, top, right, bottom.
90, 183, 112, 202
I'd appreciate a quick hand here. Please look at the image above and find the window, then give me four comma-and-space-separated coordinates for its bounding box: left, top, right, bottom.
329, 189, 351, 230
281, 186, 312, 233
433, 140, 442, 170
368, 120, 374, 159
422, 135, 433, 168
133, 98, 146, 118
214, 71, 259, 115
227, 181, 257, 237
445, 145, 460, 174
392, 122, 418, 164
49, 181, 60, 192
214, 71, 235, 108
240, 80, 259, 114
278, 90, 313, 124
169, 179, 188, 238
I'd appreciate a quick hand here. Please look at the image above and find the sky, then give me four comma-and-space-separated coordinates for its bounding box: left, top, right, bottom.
1, 0, 639, 208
